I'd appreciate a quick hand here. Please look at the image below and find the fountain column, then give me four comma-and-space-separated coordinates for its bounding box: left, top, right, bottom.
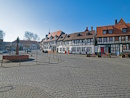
16, 37, 19, 55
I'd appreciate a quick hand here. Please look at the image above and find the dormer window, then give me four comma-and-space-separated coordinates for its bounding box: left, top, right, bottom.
103, 30, 107, 34
46, 37, 48, 40
77, 33, 82, 36
108, 30, 113, 34
55, 35, 58, 39
60, 36, 63, 38
122, 28, 127, 33
86, 32, 91, 36
67, 35, 70, 38
50, 36, 53, 40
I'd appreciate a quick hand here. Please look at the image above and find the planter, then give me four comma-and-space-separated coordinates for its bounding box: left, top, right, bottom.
107, 54, 111, 58
86, 54, 90, 57
97, 53, 101, 58
98, 55, 101, 57
3, 55, 29, 62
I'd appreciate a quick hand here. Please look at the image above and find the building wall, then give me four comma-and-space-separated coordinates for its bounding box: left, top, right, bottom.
97, 35, 130, 54
57, 38, 95, 54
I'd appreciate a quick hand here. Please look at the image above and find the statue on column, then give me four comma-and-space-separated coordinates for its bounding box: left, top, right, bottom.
16, 37, 19, 55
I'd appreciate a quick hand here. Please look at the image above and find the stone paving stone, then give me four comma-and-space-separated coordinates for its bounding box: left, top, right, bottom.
0, 51, 130, 97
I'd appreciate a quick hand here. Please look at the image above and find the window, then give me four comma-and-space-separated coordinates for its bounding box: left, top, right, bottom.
86, 32, 91, 36
87, 39, 90, 43
72, 47, 76, 51
50, 36, 53, 40
59, 41, 61, 45
77, 33, 82, 36
98, 38, 102, 42
121, 36, 125, 41
83, 40, 85, 43
115, 37, 119, 41
55, 35, 57, 39
122, 28, 127, 33
65, 41, 69, 45
77, 40, 80, 44
77, 47, 81, 52
91, 39, 93, 42
60, 48, 62, 51
87, 47, 91, 52
80, 40, 82, 43
108, 30, 113, 34
103, 30, 107, 34
126, 36, 128, 41
103, 37, 107, 42
109, 37, 113, 42
63, 48, 65, 51
51, 41, 54, 44
129, 44, 130, 49
123, 44, 127, 50
82, 47, 86, 51
128, 36, 130, 41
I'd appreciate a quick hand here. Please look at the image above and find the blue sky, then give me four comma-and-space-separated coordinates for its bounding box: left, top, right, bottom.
0, 0, 130, 42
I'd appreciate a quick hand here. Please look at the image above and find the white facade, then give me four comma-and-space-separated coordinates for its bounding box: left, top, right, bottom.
57, 39, 95, 54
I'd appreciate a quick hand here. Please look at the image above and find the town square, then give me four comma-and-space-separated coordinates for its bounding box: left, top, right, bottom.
0, 0, 130, 98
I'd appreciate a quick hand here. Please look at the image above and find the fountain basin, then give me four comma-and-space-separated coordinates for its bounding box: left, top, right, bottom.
3, 55, 29, 62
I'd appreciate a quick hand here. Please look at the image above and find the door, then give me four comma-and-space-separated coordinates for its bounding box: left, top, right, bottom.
57, 48, 58, 53
108, 47, 111, 53
101, 47, 104, 54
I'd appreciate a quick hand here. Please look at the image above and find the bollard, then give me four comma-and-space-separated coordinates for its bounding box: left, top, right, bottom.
60, 55, 61, 61
58, 55, 59, 62
1, 57, 3, 67
19, 56, 20, 65
48, 57, 50, 63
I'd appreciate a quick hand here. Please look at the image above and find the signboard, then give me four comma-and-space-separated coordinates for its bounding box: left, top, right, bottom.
123, 50, 130, 52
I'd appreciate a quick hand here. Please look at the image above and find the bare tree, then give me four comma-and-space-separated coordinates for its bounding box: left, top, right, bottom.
24, 31, 40, 41
24, 31, 33, 40
0, 30, 5, 39
33, 34, 40, 41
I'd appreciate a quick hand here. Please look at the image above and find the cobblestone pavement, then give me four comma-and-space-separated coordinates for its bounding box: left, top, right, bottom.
0, 51, 130, 98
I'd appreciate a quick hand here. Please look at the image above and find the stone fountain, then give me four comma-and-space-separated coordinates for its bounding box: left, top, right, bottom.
3, 37, 29, 62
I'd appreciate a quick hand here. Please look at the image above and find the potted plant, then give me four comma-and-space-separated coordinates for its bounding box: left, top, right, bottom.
128, 54, 130, 58
97, 52, 101, 57
107, 54, 111, 58
86, 54, 90, 57
120, 53, 125, 58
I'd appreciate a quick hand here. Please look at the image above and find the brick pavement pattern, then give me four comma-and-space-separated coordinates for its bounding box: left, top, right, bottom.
0, 51, 130, 98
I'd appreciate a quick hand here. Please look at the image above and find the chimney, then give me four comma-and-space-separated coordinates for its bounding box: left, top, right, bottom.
115, 19, 117, 24
85, 27, 88, 31
91, 26, 93, 31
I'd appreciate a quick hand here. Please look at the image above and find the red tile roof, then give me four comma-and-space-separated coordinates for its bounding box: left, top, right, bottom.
97, 18, 130, 37
47, 30, 62, 38
64, 30, 95, 41
57, 34, 67, 41
43, 30, 64, 42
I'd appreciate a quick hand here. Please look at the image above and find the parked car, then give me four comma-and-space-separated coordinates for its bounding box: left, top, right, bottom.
42, 50, 48, 53
27, 49, 31, 52
3, 50, 8, 53
0, 50, 8, 54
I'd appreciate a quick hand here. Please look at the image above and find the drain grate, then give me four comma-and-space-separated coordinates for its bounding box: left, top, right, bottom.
0, 86, 14, 92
